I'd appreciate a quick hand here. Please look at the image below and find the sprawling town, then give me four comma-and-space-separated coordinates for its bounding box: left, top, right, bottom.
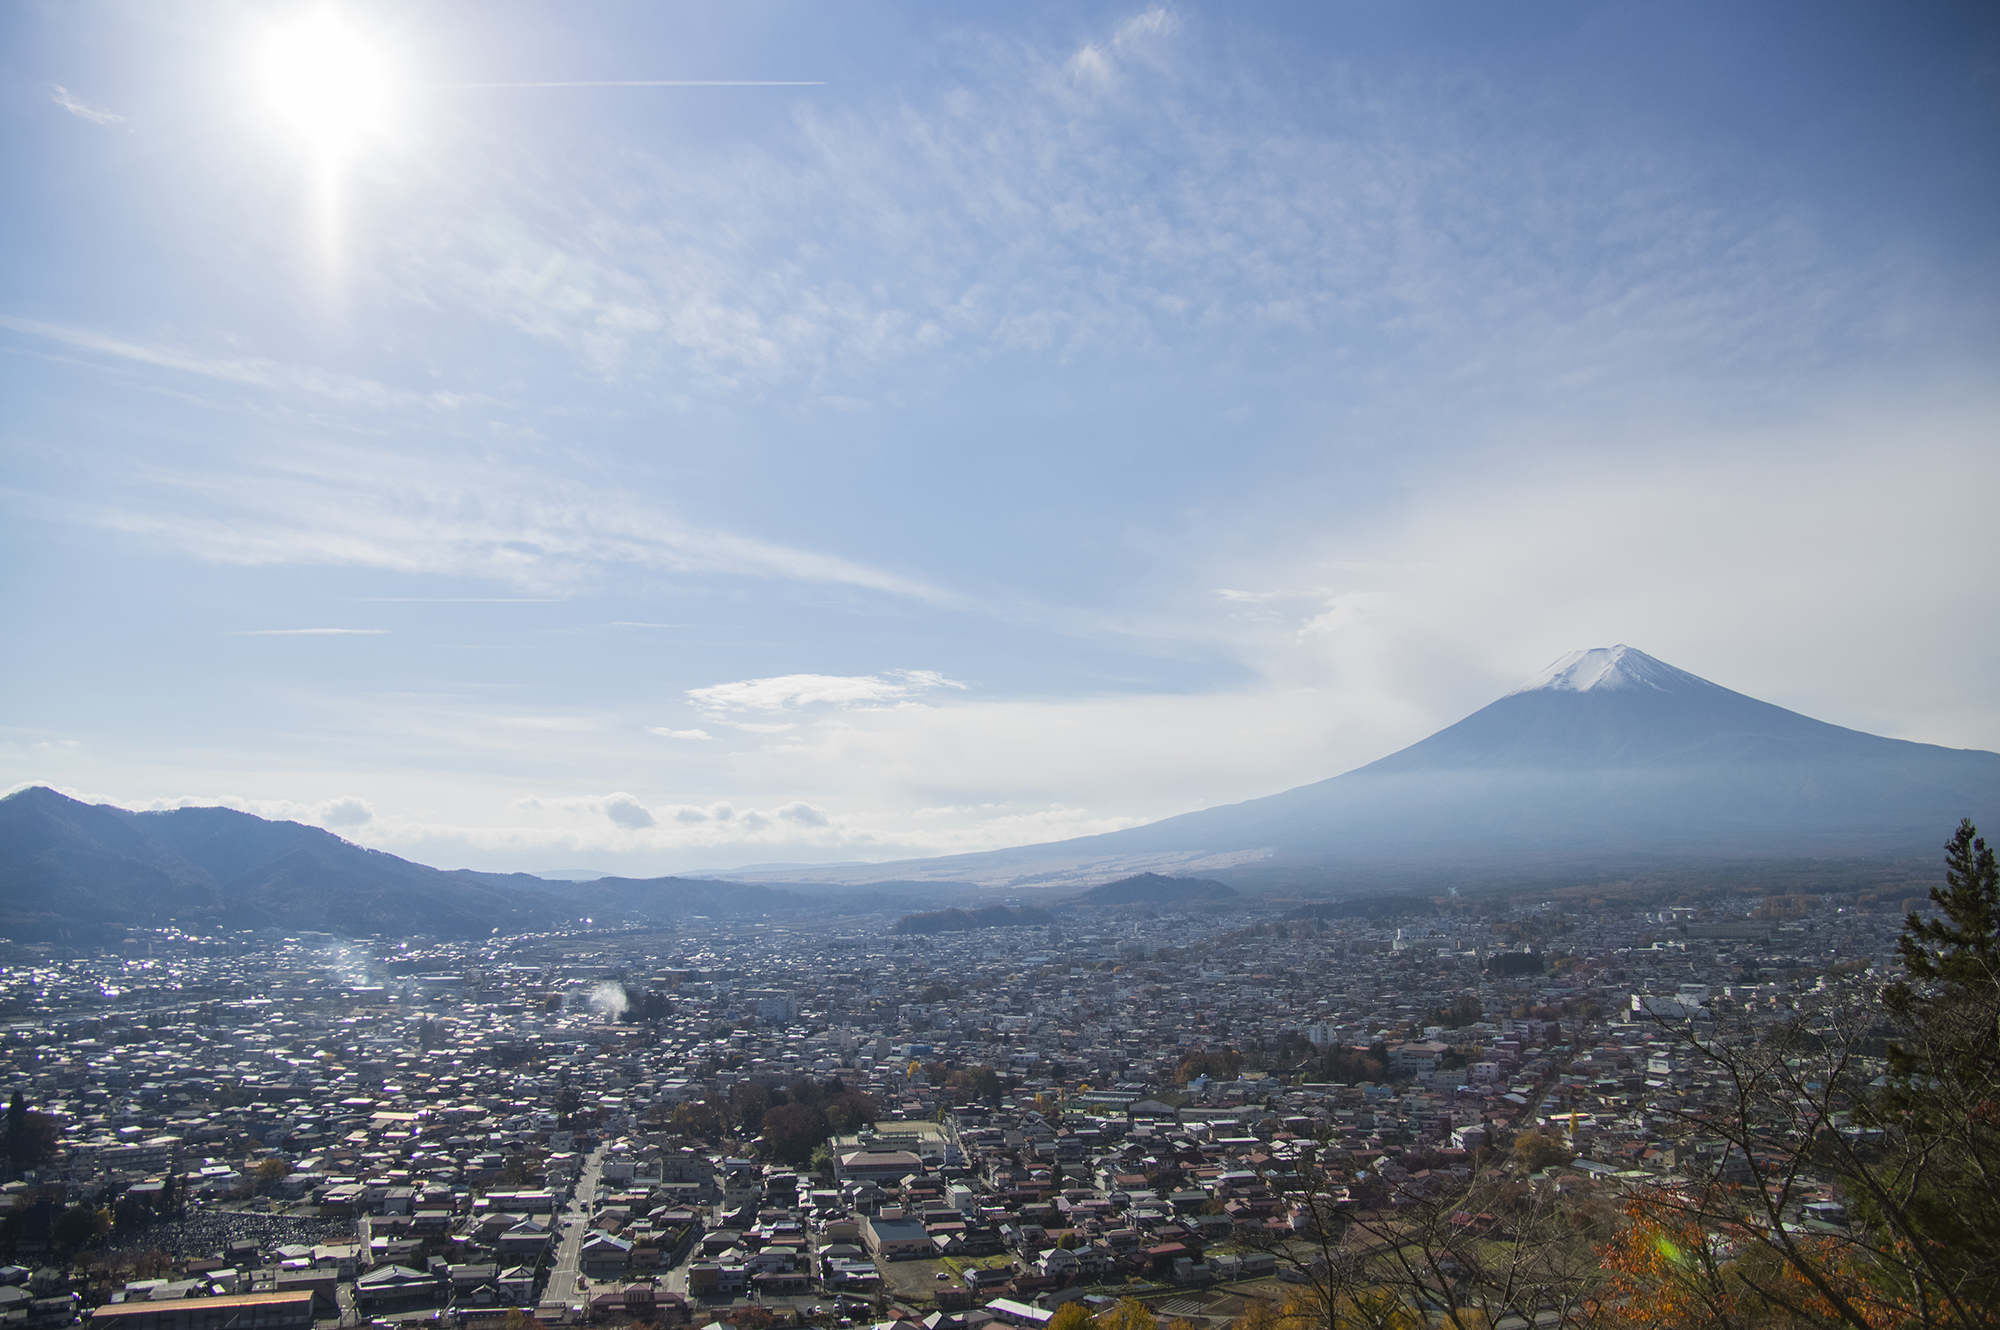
0, 888, 1928, 1330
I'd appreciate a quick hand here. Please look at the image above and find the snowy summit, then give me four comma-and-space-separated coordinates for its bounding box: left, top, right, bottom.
1511, 644, 1707, 695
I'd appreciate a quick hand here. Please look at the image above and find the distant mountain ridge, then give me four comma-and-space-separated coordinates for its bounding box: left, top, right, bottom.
729, 646, 2000, 891
0, 787, 801, 942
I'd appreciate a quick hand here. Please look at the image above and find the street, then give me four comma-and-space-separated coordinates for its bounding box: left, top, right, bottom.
539, 1140, 609, 1317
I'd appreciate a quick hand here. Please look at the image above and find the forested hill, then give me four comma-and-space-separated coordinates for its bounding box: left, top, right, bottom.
0, 787, 796, 941
892, 904, 1054, 934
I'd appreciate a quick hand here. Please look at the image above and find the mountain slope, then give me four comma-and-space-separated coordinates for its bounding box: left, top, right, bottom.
0, 786, 227, 941
1126, 646, 1998, 860
0, 789, 803, 941
732, 646, 2000, 890
0, 788, 554, 940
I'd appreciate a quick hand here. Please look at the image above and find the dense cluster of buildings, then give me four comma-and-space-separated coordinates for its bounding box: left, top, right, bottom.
0, 888, 1913, 1329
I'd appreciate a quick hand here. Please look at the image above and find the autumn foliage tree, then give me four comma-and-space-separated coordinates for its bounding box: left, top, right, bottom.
1587, 1183, 1959, 1330
750, 1078, 877, 1166
665, 1101, 723, 1138
1228, 1284, 1427, 1330
1589, 1197, 1743, 1329
1046, 1305, 1091, 1330
1315, 1042, 1388, 1085
1176, 1048, 1245, 1084
1436, 995, 1485, 1029
946, 1064, 1003, 1103
1510, 1129, 1575, 1175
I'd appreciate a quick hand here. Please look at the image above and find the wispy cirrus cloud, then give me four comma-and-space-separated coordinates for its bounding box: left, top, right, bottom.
46, 437, 950, 601
376, 4, 1918, 409
0, 317, 475, 411
51, 86, 122, 125
1066, 7, 1180, 87
231, 627, 388, 636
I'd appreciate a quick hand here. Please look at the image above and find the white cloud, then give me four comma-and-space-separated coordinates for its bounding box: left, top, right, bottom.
602, 793, 656, 829
663, 683, 1412, 835
121, 792, 378, 832
689, 669, 966, 713
0, 775, 1153, 876
355, 794, 1149, 875
1192, 403, 2000, 750
51, 86, 122, 125
319, 797, 374, 827
647, 727, 714, 740
515, 792, 670, 829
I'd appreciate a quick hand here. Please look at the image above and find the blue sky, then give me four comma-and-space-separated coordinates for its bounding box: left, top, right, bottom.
4, 0, 1996, 874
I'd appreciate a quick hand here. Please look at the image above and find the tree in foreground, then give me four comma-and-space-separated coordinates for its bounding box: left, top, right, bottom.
1864, 819, 2000, 1321
1214, 820, 1998, 1330
1237, 1136, 1608, 1330
1603, 819, 2000, 1330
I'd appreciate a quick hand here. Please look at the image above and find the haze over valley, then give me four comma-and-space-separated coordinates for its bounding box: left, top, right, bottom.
7, 645, 1991, 941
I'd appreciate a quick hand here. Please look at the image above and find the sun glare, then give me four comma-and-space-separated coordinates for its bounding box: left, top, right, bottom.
257, 7, 394, 156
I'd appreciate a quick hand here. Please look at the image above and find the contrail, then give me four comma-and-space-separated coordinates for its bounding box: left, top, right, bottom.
438, 80, 824, 88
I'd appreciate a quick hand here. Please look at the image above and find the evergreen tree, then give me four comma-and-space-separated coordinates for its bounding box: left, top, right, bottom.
1888, 818, 2000, 1025
1857, 819, 2000, 1323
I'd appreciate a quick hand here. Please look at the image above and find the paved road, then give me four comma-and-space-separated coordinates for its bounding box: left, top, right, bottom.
540, 1141, 609, 1316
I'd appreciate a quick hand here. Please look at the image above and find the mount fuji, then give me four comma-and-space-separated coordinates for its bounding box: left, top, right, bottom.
738, 646, 2000, 891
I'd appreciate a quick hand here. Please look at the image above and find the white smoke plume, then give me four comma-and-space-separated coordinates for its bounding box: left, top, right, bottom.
587, 981, 630, 1020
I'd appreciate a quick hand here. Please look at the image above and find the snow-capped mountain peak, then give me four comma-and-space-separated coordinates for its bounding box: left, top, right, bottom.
1511, 644, 1700, 695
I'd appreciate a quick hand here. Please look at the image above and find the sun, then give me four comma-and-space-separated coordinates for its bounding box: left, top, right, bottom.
257, 6, 395, 156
